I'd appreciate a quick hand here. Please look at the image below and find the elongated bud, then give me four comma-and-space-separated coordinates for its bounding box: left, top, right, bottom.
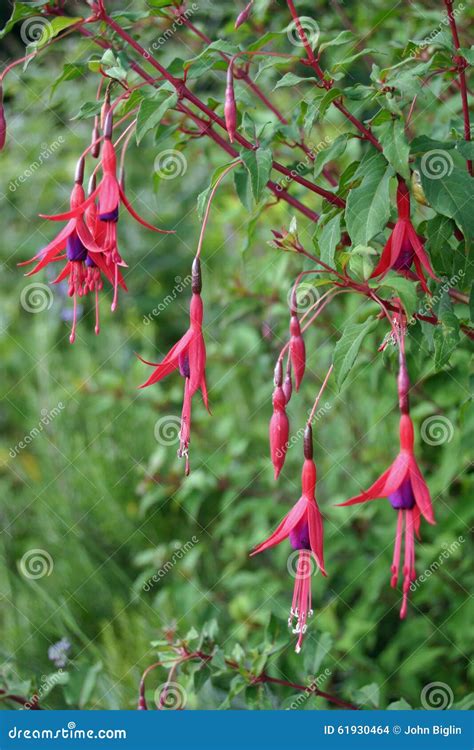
283, 369, 292, 404
0, 84, 6, 151
235, 0, 253, 29
396, 178, 410, 221
104, 109, 113, 140
75, 155, 85, 185
289, 314, 306, 391
304, 424, 313, 460
192, 257, 202, 294
137, 695, 148, 710
269, 385, 289, 479
224, 65, 237, 143
100, 91, 110, 130
91, 117, 100, 158
88, 173, 97, 197
398, 354, 410, 415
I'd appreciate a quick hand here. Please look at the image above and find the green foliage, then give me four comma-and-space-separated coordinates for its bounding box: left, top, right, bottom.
0, 0, 472, 713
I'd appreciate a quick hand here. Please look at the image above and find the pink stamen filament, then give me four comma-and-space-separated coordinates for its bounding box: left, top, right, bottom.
391, 510, 404, 588
289, 551, 314, 654
400, 509, 415, 619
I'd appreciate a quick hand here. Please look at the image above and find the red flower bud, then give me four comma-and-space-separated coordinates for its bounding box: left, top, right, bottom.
269, 385, 289, 479
224, 65, 237, 143
0, 85, 6, 151
235, 0, 253, 29
289, 314, 306, 391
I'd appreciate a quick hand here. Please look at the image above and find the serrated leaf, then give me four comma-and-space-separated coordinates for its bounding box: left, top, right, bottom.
345, 152, 393, 245
374, 118, 410, 179
273, 72, 317, 90
136, 90, 177, 144
333, 318, 377, 389
241, 147, 272, 203
377, 272, 418, 319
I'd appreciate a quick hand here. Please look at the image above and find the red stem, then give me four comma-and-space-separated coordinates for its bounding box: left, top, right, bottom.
443, 0, 472, 175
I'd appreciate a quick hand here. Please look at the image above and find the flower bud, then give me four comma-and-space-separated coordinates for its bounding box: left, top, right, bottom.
224, 65, 237, 143
235, 0, 253, 29
0, 85, 6, 151
283, 369, 292, 404
289, 314, 306, 391
269, 385, 289, 480
91, 117, 100, 158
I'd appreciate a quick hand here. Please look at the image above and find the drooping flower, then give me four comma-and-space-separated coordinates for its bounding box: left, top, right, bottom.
269, 360, 289, 479
370, 179, 438, 293
224, 64, 237, 143
139, 258, 208, 474
289, 313, 306, 391
251, 426, 326, 652
337, 413, 435, 618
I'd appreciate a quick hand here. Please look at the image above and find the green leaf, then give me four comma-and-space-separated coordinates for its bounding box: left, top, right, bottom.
374, 118, 410, 179
318, 213, 341, 266
345, 152, 393, 245
333, 318, 378, 389
418, 151, 474, 244
234, 166, 253, 212
433, 296, 461, 370
50, 63, 86, 99
319, 30, 353, 53
197, 161, 238, 221
0, 3, 36, 39
377, 272, 418, 319
314, 134, 348, 179
71, 101, 103, 120
349, 244, 378, 281
136, 90, 178, 144
26, 15, 83, 51
241, 147, 272, 203
273, 72, 317, 90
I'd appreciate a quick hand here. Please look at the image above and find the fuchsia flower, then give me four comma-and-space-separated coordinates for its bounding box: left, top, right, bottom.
269, 361, 289, 479
289, 313, 306, 391
371, 179, 438, 294
224, 65, 237, 143
139, 258, 209, 474
338, 412, 435, 618
252, 426, 326, 652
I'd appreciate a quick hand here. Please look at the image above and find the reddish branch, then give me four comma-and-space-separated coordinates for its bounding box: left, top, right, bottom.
443, 0, 472, 175
138, 650, 359, 710
0, 688, 41, 709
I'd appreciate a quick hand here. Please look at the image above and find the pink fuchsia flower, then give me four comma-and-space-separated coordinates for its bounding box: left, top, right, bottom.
139, 258, 209, 474
338, 413, 435, 618
251, 426, 326, 652
370, 179, 438, 294
269, 361, 289, 479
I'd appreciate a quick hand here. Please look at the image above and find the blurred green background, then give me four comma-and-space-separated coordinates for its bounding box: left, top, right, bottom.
0, 0, 472, 710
